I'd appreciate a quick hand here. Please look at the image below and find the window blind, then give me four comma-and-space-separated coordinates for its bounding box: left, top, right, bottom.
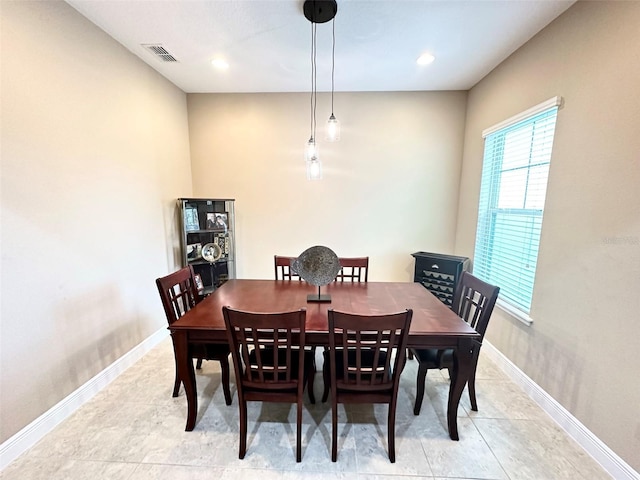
473, 102, 560, 315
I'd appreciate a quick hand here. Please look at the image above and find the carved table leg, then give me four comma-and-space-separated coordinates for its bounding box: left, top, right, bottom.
447, 337, 474, 441
174, 331, 197, 431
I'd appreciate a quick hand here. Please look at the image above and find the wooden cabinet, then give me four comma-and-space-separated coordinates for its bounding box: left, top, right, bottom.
411, 251, 470, 307
179, 198, 236, 294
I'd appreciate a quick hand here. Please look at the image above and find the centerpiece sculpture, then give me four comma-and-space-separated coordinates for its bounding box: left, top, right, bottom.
292, 245, 341, 303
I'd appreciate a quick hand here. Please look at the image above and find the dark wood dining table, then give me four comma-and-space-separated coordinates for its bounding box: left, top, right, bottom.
169, 279, 480, 440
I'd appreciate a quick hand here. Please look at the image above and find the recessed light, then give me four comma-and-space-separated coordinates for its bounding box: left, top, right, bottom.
416, 53, 435, 66
211, 59, 229, 70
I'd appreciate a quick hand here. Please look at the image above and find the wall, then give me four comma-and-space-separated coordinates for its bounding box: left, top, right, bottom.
187, 91, 468, 281
0, 1, 192, 442
456, 1, 640, 470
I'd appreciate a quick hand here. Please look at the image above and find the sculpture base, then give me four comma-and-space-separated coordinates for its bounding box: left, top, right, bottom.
307, 294, 331, 303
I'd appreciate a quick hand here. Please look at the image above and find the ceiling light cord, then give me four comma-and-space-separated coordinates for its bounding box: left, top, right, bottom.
326, 12, 340, 142
309, 17, 314, 144
313, 22, 317, 143
331, 17, 335, 115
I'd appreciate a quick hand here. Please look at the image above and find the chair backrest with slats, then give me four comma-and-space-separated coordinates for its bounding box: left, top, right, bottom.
156, 266, 200, 326
335, 257, 369, 282
223, 307, 307, 392
451, 271, 500, 339
274, 255, 302, 281
328, 309, 412, 393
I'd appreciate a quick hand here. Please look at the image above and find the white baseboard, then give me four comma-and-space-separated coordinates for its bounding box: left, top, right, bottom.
0, 327, 169, 471
483, 341, 639, 480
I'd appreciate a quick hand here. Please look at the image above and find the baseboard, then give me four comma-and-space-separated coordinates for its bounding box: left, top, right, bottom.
0, 327, 169, 471
483, 341, 639, 480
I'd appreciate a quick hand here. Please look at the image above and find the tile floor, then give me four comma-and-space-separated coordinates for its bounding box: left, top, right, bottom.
1, 338, 612, 480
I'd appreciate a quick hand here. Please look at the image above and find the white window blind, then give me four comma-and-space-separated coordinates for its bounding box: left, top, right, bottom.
474, 98, 561, 316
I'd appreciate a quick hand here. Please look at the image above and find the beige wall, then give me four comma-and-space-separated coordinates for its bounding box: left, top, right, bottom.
0, 1, 192, 442
187, 91, 468, 280
456, 1, 640, 470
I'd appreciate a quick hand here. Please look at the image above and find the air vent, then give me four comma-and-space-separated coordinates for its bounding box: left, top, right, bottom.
142, 44, 178, 62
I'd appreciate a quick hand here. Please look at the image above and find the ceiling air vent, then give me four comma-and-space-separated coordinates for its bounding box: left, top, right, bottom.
142, 44, 178, 62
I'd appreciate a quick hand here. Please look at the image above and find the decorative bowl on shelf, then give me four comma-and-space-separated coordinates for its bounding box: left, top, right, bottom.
202, 242, 222, 263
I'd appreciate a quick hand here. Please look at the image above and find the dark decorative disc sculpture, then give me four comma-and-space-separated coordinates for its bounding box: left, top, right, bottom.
293, 245, 341, 303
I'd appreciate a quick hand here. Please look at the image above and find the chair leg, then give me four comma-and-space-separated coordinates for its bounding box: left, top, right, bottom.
468, 350, 481, 411
296, 399, 302, 462
238, 397, 247, 459
307, 365, 316, 404
171, 336, 181, 397
388, 400, 397, 463
219, 354, 232, 406
331, 397, 338, 462
413, 363, 429, 415
322, 362, 330, 402
196, 358, 203, 369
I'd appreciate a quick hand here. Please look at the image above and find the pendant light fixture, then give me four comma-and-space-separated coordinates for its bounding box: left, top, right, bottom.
303, 0, 337, 180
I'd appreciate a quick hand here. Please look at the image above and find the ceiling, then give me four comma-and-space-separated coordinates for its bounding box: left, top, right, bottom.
65, 0, 574, 94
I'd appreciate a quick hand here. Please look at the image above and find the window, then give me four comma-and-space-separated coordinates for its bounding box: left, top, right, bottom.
473, 97, 561, 322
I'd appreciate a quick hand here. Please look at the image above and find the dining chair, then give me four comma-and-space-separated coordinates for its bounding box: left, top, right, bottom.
318, 256, 370, 400
223, 306, 313, 462
410, 271, 499, 414
274, 255, 302, 280
274, 253, 319, 377
324, 308, 413, 463
156, 266, 232, 404
335, 256, 369, 282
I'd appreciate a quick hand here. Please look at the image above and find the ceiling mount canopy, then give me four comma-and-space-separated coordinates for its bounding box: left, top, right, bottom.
303, 0, 337, 24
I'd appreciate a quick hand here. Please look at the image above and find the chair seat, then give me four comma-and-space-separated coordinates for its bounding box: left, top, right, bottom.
246, 347, 314, 385
191, 344, 232, 360
322, 347, 395, 401
323, 348, 390, 381
411, 348, 453, 368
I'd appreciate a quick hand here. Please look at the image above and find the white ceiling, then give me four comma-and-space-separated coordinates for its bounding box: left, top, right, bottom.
65, 0, 574, 93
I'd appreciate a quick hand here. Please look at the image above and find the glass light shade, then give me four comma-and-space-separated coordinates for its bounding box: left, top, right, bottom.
306, 158, 322, 180
305, 137, 319, 162
325, 114, 340, 142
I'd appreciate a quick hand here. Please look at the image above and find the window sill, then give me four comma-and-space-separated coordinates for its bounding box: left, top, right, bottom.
496, 299, 533, 326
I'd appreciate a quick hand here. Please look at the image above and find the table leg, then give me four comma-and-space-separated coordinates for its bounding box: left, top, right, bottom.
173, 331, 198, 431
447, 337, 474, 440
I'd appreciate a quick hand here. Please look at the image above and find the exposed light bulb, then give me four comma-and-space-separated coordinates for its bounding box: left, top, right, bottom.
326, 114, 340, 142
306, 158, 322, 180
305, 137, 318, 162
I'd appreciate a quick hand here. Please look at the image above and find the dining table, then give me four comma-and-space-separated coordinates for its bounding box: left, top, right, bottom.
169, 279, 480, 440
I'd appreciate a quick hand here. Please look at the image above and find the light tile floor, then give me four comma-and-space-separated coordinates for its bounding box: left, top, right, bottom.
1, 338, 612, 480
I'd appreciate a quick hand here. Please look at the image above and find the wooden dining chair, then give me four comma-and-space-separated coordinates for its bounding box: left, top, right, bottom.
335, 256, 369, 282
222, 306, 313, 462
156, 266, 232, 404
410, 271, 499, 414
324, 309, 413, 463
274, 255, 302, 280
318, 256, 370, 400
